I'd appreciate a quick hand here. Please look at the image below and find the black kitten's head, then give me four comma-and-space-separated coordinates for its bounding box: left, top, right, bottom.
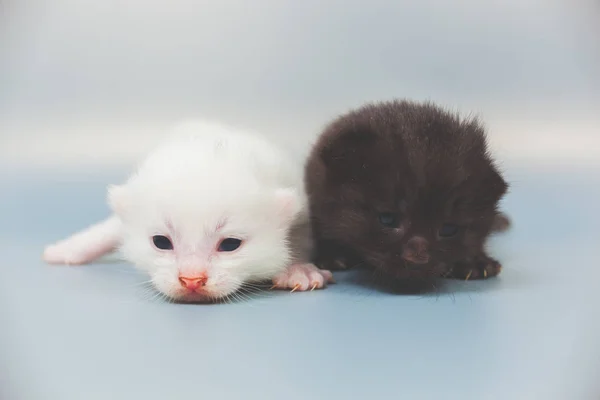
305, 99, 508, 280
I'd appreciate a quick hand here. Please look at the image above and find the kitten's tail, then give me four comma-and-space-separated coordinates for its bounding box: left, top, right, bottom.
42, 215, 122, 265
491, 212, 511, 233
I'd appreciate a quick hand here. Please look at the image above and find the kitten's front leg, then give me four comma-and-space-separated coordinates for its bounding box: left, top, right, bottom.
272, 263, 334, 292
446, 253, 502, 281
43, 215, 122, 265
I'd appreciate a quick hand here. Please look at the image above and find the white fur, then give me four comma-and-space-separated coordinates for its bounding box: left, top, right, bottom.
43, 120, 333, 302
43, 215, 121, 265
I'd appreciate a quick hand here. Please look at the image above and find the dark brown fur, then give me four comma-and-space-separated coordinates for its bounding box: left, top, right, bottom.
305, 99, 509, 284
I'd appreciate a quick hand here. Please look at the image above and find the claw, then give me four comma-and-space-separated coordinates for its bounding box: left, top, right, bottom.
483, 269, 487, 278
270, 284, 278, 290
465, 270, 473, 281
290, 284, 300, 293
310, 283, 318, 291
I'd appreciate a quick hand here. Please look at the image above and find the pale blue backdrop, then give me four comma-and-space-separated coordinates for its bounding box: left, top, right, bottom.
1, 1, 599, 399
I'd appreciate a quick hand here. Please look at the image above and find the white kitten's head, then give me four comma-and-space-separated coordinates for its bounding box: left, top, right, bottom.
108, 131, 304, 303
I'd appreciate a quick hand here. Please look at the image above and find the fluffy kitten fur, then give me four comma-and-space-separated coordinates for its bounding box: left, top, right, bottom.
305, 99, 509, 284
44, 120, 333, 302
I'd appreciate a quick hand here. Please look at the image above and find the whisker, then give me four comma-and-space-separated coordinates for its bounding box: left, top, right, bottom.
237, 287, 271, 304
235, 292, 253, 305
142, 290, 160, 304
231, 292, 244, 304
163, 292, 175, 304
240, 282, 271, 293
137, 287, 158, 301
240, 281, 270, 290
129, 279, 155, 289
110, 267, 145, 275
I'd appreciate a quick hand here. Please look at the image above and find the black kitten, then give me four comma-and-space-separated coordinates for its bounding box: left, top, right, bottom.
305, 99, 509, 283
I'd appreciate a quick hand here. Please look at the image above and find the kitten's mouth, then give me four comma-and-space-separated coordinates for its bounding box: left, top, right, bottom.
390, 259, 448, 279
165, 285, 242, 304
401, 255, 430, 265
149, 273, 241, 304
149, 285, 218, 304
171, 291, 217, 304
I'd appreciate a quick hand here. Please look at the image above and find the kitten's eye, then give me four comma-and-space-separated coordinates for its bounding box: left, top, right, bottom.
438, 223, 459, 238
218, 238, 242, 252
152, 235, 173, 250
378, 212, 398, 227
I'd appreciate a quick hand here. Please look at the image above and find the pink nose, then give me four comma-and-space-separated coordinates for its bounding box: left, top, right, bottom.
178, 275, 208, 291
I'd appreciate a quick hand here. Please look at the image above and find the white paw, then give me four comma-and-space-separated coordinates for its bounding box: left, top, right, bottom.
42, 241, 93, 265
272, 263, 334, 291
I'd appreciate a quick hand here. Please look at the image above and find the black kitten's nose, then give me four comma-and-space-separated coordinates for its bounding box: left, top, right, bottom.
402, 236, 430, 264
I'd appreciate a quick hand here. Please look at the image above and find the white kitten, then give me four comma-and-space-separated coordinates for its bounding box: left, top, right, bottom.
43, 120, 333, 302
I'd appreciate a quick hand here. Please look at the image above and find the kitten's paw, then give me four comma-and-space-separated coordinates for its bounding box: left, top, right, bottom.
447, 255, 502, 280
42, 241, 94, 265
272, 263, 335, 291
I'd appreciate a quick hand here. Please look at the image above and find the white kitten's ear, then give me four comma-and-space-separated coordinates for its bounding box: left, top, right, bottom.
274, 188, 304, 226
107, 184, 130, 216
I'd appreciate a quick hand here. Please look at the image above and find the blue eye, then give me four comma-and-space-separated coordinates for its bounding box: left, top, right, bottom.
218, 238, 242, 252
438, 223, 459, 238
152, 235, 173, 250
378, 213, 398, 227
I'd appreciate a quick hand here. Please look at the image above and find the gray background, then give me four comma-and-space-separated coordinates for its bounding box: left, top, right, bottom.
1, 0, 599, 399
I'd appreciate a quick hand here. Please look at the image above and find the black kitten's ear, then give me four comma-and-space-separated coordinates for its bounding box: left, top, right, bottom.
319, 123, 378, 170
453, 163, 508, 213
475, 165, 509, 206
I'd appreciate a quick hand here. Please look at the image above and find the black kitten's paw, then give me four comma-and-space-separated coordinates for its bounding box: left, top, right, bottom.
447, 255, 502, 280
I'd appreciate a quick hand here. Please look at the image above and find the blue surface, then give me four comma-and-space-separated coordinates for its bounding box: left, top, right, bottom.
1, 1, 598, 398
1, 165, 600, 400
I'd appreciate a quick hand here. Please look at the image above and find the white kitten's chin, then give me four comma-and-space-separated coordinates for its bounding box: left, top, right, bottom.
149, 271, 242, 304
160, 286, 240, 304
162, 290, 221, 304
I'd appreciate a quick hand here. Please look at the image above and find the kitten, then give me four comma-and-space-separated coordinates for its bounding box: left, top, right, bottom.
305, 99, 509, 284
